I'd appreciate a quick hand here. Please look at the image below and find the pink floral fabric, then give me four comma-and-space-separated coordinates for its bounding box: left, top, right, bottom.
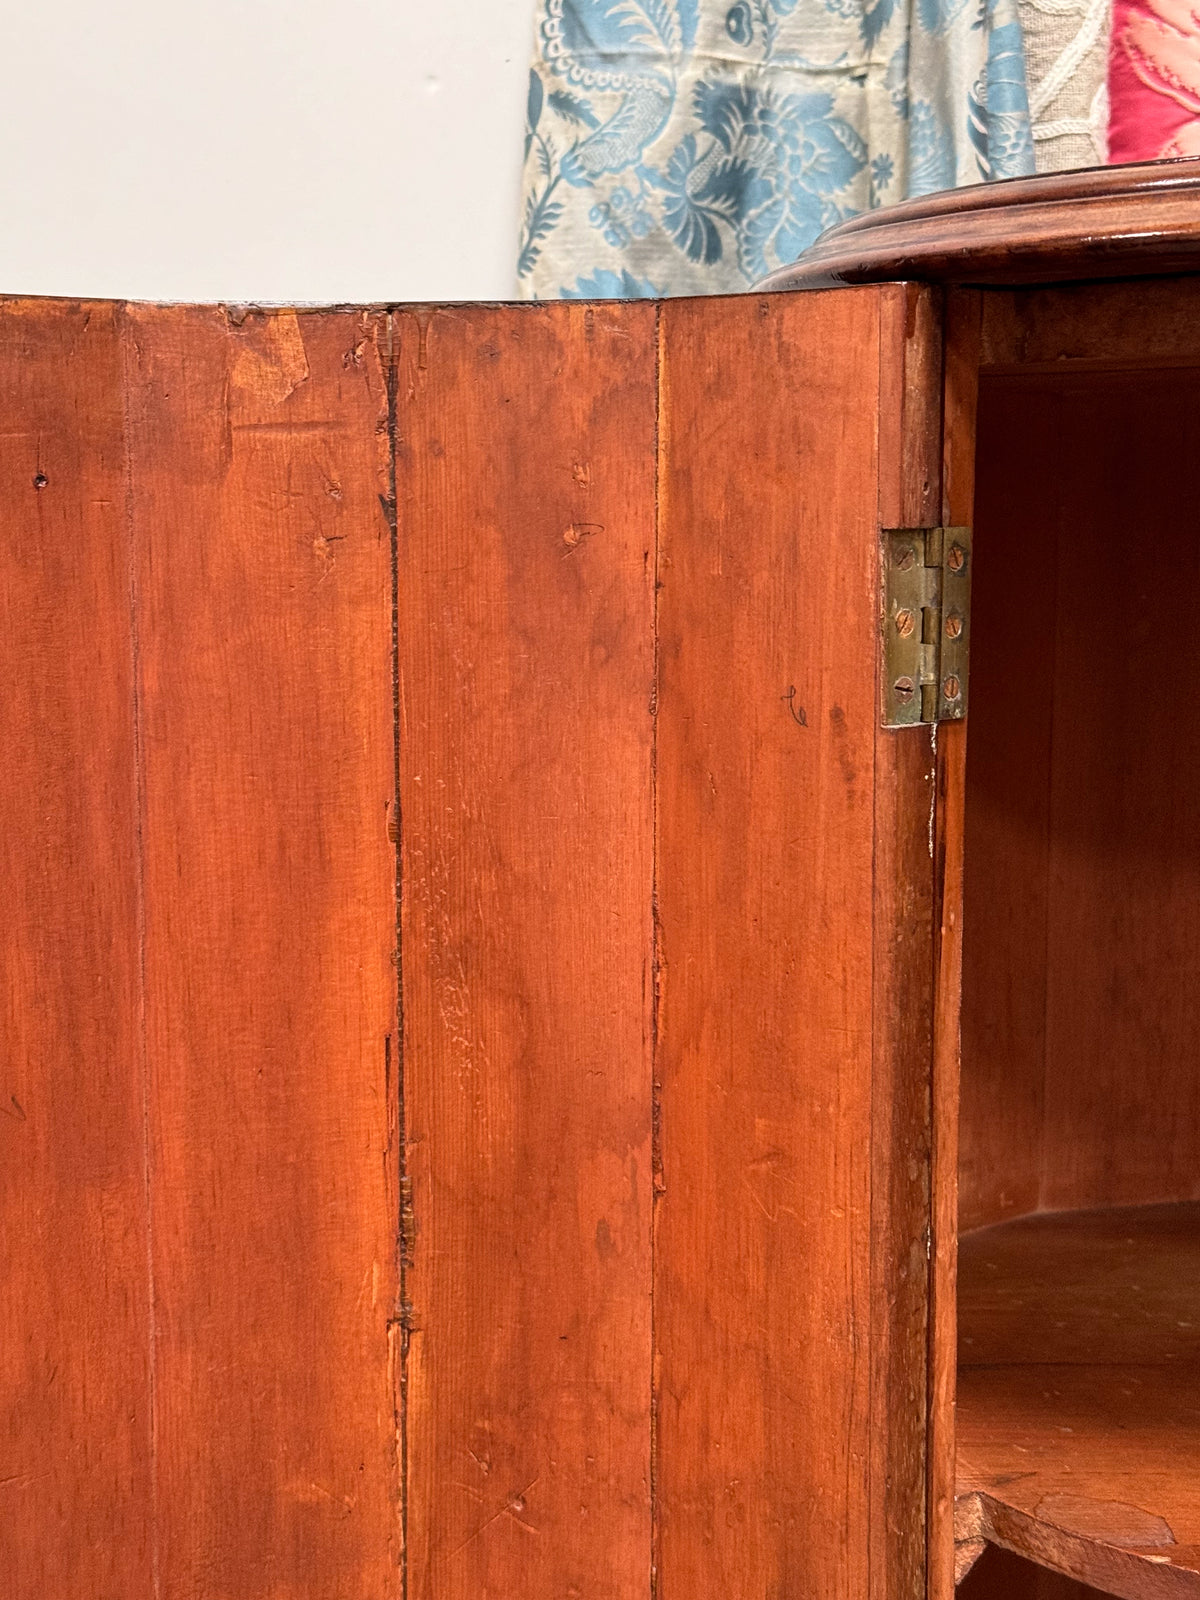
1110, 0, 1200, 159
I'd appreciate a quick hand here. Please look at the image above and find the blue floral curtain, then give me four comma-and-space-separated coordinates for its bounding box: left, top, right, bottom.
518, 0, 1035, 297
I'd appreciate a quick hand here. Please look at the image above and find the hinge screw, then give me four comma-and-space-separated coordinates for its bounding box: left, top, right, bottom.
944, 612, 963, 640
947, 543, 967, 574
895, 608, 916, 637
893, 546, 916, 572
943, 674, 962, 702
894, 677, 915, 705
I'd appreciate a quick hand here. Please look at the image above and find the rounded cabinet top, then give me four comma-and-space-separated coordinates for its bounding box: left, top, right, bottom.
763, 158, 1200, 291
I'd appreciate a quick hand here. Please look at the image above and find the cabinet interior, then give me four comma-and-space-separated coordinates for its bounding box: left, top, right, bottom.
953, 315, 1200, 1598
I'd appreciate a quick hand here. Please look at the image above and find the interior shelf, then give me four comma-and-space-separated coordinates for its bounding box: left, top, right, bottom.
955, 1203, 1200, 1598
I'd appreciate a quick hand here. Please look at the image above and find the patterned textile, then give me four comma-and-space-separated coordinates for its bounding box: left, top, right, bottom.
1109, 0, 1200, 158
517, 0, 1036, 299
1019, 0, 1110, 168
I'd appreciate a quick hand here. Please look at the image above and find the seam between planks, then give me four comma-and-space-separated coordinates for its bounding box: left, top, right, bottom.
119, 304, 162, 1600
383, 307, 409, 1600
878, 289, 887, 1600
650, 298, 664, 1600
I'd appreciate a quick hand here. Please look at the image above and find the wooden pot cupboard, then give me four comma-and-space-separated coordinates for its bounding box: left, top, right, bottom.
4, 158, 1199, 1600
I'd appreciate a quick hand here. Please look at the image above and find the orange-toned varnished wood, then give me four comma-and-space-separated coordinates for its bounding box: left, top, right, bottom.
926, 287, 980, 1600
654, 287, 940, 1600
959, 362, 1200, 1228
2, 302, 401, 1599
876, 282, 943, 1600
395, 303, 658, 1600
125, 306, 402, 1597
763, 159, 1200, 290
957, 1205, 1200, 1599
2, 290, 951, 1600
0, 302, 154, 1599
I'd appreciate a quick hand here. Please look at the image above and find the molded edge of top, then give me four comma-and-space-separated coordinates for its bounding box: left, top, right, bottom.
761, 158, 1200, 291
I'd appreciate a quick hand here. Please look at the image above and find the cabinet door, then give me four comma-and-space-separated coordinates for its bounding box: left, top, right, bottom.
0, 288, 943, 1600
0, 302, 401, 1600
396, 288, 944, 1600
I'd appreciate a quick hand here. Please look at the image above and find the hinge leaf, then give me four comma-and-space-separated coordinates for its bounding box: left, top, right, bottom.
881, 526, 971, 728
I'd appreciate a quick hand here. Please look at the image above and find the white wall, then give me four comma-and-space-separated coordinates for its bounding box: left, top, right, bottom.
0, 0, 533, 303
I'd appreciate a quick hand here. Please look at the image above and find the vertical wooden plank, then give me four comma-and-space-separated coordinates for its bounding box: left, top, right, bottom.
876, 283, 943, 1600
962, 362, 1200, 1222
655, 288, 934, 1600
396, 303, 657, 1600
958, 346, 1055, 1233
1033, 367, 1200, 1211
930, 728, 966, 1600
0, 300, 153, 1599
124, 306, 400, 1598
927, 286, 979, 1600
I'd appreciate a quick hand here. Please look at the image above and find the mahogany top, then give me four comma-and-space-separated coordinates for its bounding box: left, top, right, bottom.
762, 158, 1200, 290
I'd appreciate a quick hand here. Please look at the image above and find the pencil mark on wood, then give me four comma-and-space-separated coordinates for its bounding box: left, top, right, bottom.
781, 686, 807, 726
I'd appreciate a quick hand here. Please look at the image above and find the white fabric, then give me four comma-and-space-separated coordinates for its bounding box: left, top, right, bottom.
1020, 0, 1111, 167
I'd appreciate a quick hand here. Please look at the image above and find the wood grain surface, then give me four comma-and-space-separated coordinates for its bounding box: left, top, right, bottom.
1, 300, 401, 1599
395, 303, 658, 1600
654, 287, 938, 1600
1, 290, 947, 1600
956, 358, 1055, 1230
959, 1203, 1200, 1368
959, 364, 1200, 1225
980, 277, 1200, 372
126, 305, 401, 1598
876, 283, 943, 1600
958, 1205, 1200, 1598
926, 287, 980, 1600
0, 301, 154, 1599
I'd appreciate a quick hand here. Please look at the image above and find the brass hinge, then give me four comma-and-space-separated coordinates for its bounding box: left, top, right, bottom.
881, 526, 972, 728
